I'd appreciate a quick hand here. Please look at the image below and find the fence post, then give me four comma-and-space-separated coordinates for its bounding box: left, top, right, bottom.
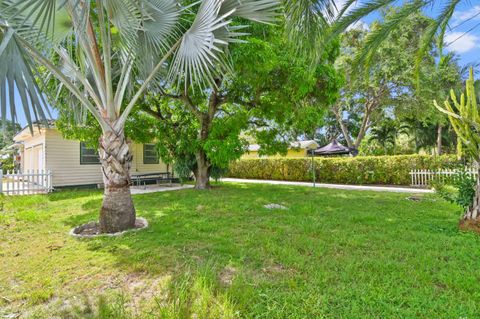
0, 169, 3, 194
48, 170, 52, 192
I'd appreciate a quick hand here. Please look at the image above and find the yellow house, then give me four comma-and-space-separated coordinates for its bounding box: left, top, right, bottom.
243, 140, 319, 158
13, 124, 168, 188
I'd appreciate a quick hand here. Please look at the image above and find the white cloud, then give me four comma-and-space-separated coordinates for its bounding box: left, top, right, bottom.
445, 32, 480, 53
347, 20, 369, 31
453, 5, 480, 22
331, 0, 370, 31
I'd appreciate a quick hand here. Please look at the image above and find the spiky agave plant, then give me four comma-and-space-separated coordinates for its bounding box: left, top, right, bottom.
0, 0, 278, 233
435, 68, 480, 226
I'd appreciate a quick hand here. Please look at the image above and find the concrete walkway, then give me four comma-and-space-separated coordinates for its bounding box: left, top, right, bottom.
131, 184, 193, 195
220, 178, 433, 194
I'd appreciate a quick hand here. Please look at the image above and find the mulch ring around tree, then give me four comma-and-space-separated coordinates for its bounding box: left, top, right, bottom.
69, 218, 148, 238
459, 218, 480, 234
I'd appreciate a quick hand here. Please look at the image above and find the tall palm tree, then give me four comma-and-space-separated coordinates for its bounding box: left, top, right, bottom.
0, 0, 278, 233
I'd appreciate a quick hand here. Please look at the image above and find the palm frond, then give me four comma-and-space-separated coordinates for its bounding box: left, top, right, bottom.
135, 0, 181, 79
283, 0, 333, 63
1, 0, 75, 45
220, 0, 280, 24
414, 0, 461, 84
331, 0, 396, 39
353, 1, 425, 71
104, 0, 142, 54
168, 0, 237, 90
0, 25, 50, 131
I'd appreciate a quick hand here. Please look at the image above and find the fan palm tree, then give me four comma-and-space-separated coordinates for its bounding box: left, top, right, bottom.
0, 0, 278, 233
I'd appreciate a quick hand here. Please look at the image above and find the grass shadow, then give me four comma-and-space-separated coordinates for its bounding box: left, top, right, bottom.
48, 188, 102, 202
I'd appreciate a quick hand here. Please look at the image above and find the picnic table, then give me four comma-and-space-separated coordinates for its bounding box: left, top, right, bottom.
131, 172, 178, 187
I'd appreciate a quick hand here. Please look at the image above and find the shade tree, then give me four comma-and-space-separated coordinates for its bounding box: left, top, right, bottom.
139, 24, 342, 189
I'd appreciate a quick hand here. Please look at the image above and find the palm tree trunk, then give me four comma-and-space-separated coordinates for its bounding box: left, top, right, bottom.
194, 150, 211, 190
98, 129, 136, 233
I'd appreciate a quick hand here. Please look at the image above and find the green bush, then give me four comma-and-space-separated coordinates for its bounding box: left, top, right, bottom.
228, 155, 460, 185
431, 169, 476, 209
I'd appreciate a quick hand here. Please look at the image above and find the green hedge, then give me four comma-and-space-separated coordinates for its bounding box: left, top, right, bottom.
227, 155, 460, 185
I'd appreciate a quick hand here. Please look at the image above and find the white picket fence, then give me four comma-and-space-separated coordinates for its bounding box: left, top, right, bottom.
1, 170, 53, 195
410, 168, 478, 187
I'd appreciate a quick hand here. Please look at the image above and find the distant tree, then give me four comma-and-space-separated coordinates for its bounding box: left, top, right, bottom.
0, 121, 21, 171
0, 121, 21, 150
367, 118, 409, 155
332, 9, 462, 154
333, 10, 426, 149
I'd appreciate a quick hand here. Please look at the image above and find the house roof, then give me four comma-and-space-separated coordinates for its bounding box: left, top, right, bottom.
248, 140, 319, 152
13, 120, 55, 142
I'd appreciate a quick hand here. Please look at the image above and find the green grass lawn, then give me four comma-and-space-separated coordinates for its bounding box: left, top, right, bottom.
1, 183, 479, 318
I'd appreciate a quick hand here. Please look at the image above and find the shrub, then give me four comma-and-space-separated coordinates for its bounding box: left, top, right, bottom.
227, 155, 459, 185
431, 169, 476, 209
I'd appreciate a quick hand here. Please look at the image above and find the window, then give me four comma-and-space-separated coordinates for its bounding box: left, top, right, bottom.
143, 144, 159, 164
80, 142, 100, 165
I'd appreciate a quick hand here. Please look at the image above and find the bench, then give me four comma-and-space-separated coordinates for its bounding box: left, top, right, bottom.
131, 172, 178, 188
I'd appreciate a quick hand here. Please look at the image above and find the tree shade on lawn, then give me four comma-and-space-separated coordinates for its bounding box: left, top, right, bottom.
0, 0, 279, 233
1, 184, 479, 317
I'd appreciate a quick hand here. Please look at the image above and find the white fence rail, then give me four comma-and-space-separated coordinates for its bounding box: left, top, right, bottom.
1, 170, 53, 195
410, 168, 478, 187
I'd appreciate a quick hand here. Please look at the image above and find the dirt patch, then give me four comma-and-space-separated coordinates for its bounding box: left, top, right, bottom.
70, 218, 148, 238
219, 266, 237, 286
262, 263, 286, 274
459, 218, 480, 234
406, 195, 423, 202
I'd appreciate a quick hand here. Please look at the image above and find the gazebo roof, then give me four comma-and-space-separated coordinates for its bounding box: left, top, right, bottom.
314, 139, 351, 155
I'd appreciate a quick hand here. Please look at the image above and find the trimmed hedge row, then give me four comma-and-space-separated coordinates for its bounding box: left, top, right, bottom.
227, 155, 459, 185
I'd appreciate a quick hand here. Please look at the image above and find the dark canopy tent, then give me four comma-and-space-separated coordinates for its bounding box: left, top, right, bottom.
313, 139, 356, 156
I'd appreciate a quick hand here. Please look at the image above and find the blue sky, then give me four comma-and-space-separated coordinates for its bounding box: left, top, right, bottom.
12, 1, 480, 126
443, 2, 480, 66
359, 1, 480, 66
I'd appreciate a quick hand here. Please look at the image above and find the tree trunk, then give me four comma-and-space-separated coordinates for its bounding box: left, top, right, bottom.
333, 104, 354, 149
194, 150, 211, 190
98, 130, 136, 233
437, 124, 443, 156
354, 106, 372, 149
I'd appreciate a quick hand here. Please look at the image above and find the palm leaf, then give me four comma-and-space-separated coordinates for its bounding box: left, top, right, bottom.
283, 0, 332, 62
1, 0, 75, 45
135, 0, 181, 79
220, 0, 280, 23
168, 0, 237, 90
353, 1, 425, 71
0, 26, 51, 131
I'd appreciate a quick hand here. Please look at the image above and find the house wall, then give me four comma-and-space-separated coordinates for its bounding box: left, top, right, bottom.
241, 149, 308, 159
285, 149, 307, 158
44, 129, 168, 187
45, 129, 103, 187
131, 143, 168, 174
21, 131, 46, 172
